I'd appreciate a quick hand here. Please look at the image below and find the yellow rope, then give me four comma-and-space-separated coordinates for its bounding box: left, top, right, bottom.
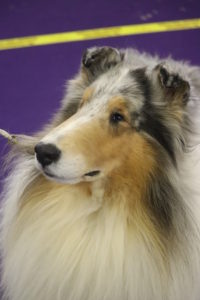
0, 18, 200, 51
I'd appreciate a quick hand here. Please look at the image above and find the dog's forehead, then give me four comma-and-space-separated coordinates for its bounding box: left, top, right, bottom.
88, 66, 146, 111
92, 66, 136, 94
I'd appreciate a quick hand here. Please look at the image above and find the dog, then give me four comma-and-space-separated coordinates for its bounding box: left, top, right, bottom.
1, 46, 200, 300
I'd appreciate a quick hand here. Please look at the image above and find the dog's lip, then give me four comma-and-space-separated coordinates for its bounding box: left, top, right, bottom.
43, 170, 80, 183
84, 170, 100, 177
43, 170, 64, 180
42, 169, 101, 183
44, 170, 100, 178
44, 171, 56, 178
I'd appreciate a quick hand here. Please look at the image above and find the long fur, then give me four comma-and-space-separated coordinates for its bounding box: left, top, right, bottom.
1, 47, 200, 300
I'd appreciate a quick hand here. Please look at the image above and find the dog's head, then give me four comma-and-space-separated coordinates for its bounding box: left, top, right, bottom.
35, 47, 190, 185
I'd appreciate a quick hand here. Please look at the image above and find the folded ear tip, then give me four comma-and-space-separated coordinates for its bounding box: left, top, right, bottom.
155, 63, 190, 92
184, 80, 190, 90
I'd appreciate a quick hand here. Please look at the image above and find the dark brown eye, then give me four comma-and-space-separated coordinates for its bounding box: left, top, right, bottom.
110, 112, 125, 124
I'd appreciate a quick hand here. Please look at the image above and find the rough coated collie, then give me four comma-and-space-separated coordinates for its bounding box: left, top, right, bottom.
1, 47, 200, 300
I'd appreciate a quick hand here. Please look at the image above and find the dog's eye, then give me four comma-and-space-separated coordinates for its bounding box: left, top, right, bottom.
110, 112, 125, 124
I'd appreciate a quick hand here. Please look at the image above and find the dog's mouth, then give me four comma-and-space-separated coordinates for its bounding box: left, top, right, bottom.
42, 169, 101, 184
84, 170, 100, 177
44, 171, 57, 178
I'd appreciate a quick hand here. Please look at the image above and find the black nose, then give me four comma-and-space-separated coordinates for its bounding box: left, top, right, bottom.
35, 143, 61, 167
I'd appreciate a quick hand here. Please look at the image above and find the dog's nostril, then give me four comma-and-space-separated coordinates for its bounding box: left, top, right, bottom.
35, 142, 61, 167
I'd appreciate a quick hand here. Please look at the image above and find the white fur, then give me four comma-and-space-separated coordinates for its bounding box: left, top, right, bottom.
1, 49, 200, 300
1, 160, 200, 300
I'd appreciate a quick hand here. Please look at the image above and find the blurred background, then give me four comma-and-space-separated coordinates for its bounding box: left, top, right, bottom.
0, 0, 200, 178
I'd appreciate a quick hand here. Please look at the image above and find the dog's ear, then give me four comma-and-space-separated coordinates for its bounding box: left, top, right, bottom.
153, 63, 190, 106
81, 46, 124, 82
59, 47, 123, 122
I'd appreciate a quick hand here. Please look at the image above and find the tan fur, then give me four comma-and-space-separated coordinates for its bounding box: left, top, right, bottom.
108, 96, 132, 127
22, 118, 165, 259
4, 130, 169, 300
80, 87, 94, 106
57, 99, 154, 182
